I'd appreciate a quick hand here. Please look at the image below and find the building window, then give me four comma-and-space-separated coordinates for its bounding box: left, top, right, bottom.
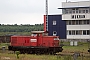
83, 30, 86, 35
53, 31, 57, 36
83, 20, 87, 24
79, 30, 82, 35
69, 31, 71, 35
77, 15, 79, 18
79, 10, 81, 13
69, 21, 72, 25
76, 30, 82, 35
67, 30, 90, 35
87, 30, 90, 35
76, 10, 78, 13
72, 30, 75, 35
83, 10, 85, 13
79, 15, 85, 18
72, 15, 74, 19
75, 15, 76, 19
72, 10, 75, 13
76, 30, 79, 35
53, 20, 56, 25
76, 20, 79, 25
65, 10, 68, 14
86, 10, 88, 13
63, 8, 90, 14
72, 21, 75, 25
87, 20, 89, 24
79, 20, 82, 25
67, 20, 90, 25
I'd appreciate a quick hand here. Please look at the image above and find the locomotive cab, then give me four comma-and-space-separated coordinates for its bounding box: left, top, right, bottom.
31, 31, 60, 47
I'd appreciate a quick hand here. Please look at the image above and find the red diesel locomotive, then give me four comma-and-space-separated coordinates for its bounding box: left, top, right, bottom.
8, 31, 63, 54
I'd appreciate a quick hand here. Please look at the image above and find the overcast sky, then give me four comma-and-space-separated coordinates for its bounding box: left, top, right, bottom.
0, 0, 88, 25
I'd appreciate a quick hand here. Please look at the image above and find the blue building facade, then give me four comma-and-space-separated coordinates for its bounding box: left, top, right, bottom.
44, 15, 66, 39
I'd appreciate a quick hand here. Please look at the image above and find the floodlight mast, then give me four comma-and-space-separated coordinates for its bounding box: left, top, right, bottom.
46, 0, 48, 31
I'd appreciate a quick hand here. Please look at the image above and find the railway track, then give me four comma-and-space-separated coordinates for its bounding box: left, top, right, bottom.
0, 48, 90, 56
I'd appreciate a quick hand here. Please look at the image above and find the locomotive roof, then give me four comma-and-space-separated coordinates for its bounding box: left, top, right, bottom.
31, 31, 47, 34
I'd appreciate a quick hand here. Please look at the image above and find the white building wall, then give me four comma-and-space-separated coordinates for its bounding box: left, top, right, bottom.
62, 1, 90, 8
67, 25, 90, 30
67, 25, 90, 39
67, 35, 90, 39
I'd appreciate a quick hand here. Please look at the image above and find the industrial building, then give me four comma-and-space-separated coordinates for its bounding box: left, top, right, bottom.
58, 1, 90, 39
44, 15, 66, 39
44, 1, 90, 40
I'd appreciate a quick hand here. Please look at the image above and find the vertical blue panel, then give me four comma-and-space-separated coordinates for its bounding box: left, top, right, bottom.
48, 15, 66, 39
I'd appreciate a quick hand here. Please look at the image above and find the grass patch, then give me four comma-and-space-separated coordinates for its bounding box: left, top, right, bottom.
0, 43, 10, 49
0, 53, 90, 60
0, 42, 90, 60
62, 42, 89, 53
0, 53, 58, 60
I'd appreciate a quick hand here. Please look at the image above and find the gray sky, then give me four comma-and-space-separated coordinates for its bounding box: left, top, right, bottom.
0, 0, 87, 25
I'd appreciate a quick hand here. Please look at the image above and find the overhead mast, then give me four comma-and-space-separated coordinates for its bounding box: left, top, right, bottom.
46, 0, 48, 31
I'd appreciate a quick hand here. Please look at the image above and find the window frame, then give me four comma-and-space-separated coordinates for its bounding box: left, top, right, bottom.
53, 31, 57, 36
53, 20, 56, 25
